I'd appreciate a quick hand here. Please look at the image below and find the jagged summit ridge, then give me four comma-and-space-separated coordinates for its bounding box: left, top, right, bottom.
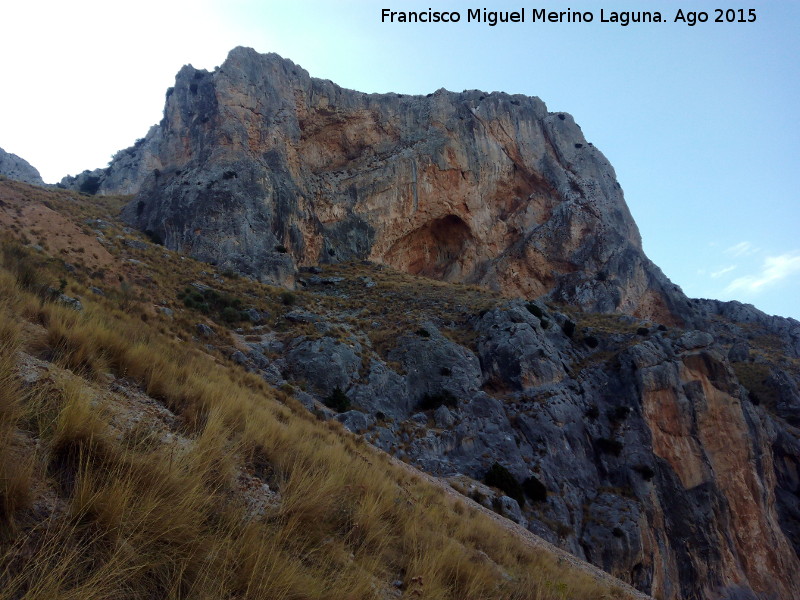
66, 46, 689, 323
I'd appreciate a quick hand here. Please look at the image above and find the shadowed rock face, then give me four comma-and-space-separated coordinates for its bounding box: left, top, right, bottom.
83, 46, 688, 320
230, 281, 798, 600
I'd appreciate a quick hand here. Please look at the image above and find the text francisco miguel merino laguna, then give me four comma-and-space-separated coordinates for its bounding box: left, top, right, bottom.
380, 7, 758, 27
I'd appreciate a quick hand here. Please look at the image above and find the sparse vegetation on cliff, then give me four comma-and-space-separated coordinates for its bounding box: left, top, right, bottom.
0, 180, 632, 600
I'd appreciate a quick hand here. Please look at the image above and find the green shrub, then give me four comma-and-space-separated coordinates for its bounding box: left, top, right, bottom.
416, 328, 431, 338
732, 362, 779, 411
484, 462, 525, 507
177, 286, 254, 323
323, 387, 350, 413
204, 289, 221, 304
221, 306, 241, 323
179, 289, 203, 306
280, 291, 296, 306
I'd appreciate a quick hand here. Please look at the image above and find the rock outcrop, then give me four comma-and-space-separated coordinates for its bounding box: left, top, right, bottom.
75, 46, 689, 321
0, 146, 44, 185
252, 288, 800, 600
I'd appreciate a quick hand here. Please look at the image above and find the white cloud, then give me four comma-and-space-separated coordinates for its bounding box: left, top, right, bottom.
725, 252, 800, 293
710, 265, 737, 279
725, 241, 760, 258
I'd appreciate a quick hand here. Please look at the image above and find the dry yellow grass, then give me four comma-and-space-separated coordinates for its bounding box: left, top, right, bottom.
0, 303, 33, 528
0, 182, 641, 600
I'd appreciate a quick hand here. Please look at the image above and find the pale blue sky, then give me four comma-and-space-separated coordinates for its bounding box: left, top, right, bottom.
2, 1, 798, 319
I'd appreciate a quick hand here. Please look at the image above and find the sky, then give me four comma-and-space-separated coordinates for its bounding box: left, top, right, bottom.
1, 0, 798, 320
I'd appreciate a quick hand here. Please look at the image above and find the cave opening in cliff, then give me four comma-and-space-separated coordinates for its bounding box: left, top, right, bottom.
386, 214, 474, 279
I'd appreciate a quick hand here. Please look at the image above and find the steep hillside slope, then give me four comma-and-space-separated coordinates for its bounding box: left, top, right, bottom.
0, 178, 644, 600
9, 176, 800, 599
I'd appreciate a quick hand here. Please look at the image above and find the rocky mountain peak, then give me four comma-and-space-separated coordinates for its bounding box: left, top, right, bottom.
68, 46, 692, 325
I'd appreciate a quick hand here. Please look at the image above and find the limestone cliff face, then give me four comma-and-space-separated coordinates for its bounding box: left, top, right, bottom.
101, 47, 690, 320
634, 340, 798, 600
75, 48, 800, 599
0, 147, 44, 186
